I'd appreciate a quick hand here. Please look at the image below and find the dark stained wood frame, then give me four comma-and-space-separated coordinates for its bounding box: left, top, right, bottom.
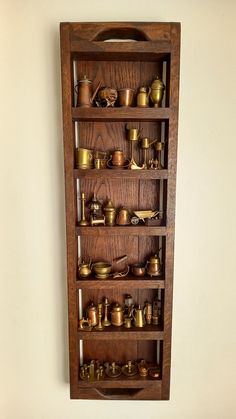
60, 22, 180, 400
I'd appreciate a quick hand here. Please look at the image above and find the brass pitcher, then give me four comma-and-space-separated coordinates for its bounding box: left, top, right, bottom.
75, 75, 101, 107
134, 305, 146, 328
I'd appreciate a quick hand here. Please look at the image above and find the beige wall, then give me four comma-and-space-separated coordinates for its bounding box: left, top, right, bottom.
1, 1, 236, 418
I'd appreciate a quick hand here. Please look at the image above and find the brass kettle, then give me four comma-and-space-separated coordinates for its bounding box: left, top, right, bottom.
137, 86, 151, 108
75, 75, 101, 107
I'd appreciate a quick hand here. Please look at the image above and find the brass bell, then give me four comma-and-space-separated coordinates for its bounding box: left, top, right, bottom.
116, 207, 131, 225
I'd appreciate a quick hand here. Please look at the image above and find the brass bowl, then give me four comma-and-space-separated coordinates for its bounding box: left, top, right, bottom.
92, 262, 112, 277
131, 263, 146, 277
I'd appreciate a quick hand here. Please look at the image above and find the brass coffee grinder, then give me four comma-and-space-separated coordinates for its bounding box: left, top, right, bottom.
88, 195, 105, 226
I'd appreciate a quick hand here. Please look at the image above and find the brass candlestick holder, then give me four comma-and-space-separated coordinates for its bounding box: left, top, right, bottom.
102, 298, 111, 327
95, 303, 104, 331
140, 137, 158, 169
125, 125, 143, 170
153, 141, 165, 169
78, 192, 89, 226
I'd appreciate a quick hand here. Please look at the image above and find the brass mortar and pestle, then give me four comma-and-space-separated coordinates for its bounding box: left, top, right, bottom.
92, 255, 128, 279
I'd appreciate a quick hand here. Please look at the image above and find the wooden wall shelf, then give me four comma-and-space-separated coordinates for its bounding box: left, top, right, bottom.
60, 21, 180, 401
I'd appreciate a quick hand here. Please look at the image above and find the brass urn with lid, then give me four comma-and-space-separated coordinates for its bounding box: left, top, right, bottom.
150, 76, 165, 108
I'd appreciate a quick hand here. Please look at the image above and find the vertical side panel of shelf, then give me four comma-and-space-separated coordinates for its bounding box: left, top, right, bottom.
60, 23, 80, 399
162, 23, 181, 400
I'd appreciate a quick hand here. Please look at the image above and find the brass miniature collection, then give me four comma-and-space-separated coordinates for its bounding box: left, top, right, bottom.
79, 294, 161, 332
75, 75, 165, 109
78, 192, 164, 227
78, 251, 162, 279
80, 359, 160, 381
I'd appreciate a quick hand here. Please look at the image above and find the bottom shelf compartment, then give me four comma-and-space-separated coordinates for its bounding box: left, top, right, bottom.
78, 339, 163, 400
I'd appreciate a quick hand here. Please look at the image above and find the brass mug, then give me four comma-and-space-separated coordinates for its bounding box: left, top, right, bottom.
118, 88, 134, 107
76, 148, 93, 169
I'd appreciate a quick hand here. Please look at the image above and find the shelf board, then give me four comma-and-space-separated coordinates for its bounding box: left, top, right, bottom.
76, 226, 167, 236
74, 168, 168, 180
76, 277, 165, 289
78, 325, 163, 340
78, 376, 161, 389
72, 107, 170, 122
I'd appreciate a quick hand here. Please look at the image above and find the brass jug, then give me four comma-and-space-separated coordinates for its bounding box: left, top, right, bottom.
78, 261, 91, 278
149, 76, 165, 108
134, 305, 146, 328
111, 303, 123, 326
137, 86, 151, 107
146, 254, 162, 277
75, 75, 101, 107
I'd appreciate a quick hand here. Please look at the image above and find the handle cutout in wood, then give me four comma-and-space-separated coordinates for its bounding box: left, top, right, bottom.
95, 387, 142, 399
93, 28, 148, 42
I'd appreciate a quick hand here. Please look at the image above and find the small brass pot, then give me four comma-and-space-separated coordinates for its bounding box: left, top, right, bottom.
131, 263, 146, 277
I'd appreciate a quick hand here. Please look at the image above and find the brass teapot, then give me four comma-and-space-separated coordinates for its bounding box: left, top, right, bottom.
75, 75, 101, 107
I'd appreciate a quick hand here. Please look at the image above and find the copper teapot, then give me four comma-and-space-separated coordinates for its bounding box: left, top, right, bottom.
75, 75, 101, 107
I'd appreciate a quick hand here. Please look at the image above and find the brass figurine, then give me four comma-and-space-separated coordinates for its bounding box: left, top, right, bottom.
95, 87, 118, 107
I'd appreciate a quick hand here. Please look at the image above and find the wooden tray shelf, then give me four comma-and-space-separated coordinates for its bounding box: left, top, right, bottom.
76, 226, 167, 236
74, 168, 168, 180
78, 324, 163, 341
76, 278, 165, 290
72, 107, 171, 122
